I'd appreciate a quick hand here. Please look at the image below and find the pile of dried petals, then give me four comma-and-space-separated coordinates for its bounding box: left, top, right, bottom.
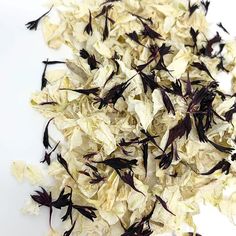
12, 0, 236, 235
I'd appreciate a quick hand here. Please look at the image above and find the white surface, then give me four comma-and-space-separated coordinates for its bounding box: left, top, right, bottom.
0, 0, 236, 235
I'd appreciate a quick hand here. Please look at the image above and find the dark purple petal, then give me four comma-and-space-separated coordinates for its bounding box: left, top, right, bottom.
217, 57, 229, 72
142, 22, 163, 40
83, 152, 98, 160
156, 195, 176, 216
165, 114, 192, 150
61, 204, 73, 222
199, 32, 221, 57
160, 89, 175, 115
126, 31, 144, 46
94, 158, 138, 171
187, 233, 202, 236
63, 220, 76, 236
225, 104, 236, 122
60, 87, 100, 96
95, 5, 113, 18
98, 79, 131, 109
103, 11, 109, 41
43, 118, 54, 149
186, 27, 199, 52
121, 199, 157, 236
139, 71, 158, 93
41, 142, 60, 165
193, 114, 208, 143
57, 154, 75, 180
79, 170, 91, 177
190, 27, 199, 45
84, 10, 93, 35
31, 187, 52, 207
39, 101, 58, 106
80, 49, 90, 59
119, 137, 139, 147
201, 159, 231, 175
31, 187, 53, 226
41, 59, 49, 90
201, 0, 210, 15
80, 49, 98, 70
188, 0, 199, 17
73, 205, 97, 221
90, 171, 106, 184
26, 6, 53, 31
86, 163, 99, 172
217, 22, 229, 34
164, 79, 183, 97
101, 0, 121, 5
112, 52, 120, 74
191, 61, 214, 79
118, 170, 144, 195
231, 153, 236, 161
158, 152, 173, 170
42, 60, 65, 65
141, 143, 148, 176
52, 188, 71, 209
130, 12, 153, 25
104, 71, 115, 87
207, 139, 234, 154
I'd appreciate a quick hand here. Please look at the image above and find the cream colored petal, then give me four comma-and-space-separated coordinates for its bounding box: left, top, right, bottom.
11, 161, 26, 183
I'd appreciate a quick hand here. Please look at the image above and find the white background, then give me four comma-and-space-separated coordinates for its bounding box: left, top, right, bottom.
0, 0, 236, 235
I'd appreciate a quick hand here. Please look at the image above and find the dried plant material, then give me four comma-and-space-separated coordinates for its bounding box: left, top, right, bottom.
14, 0, 236, 235
11, 161, 26, 182
26, 6, 53, 31
11, 161, 44, 185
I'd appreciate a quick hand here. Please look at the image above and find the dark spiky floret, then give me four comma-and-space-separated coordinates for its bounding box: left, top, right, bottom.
141, 22, 163, 40
129, 12, 153, 25
186, 27, 199, 52
85, 163, 106, 184
199, 32, 222, 57
139, 71, 158, 93
121, 198, 157, 236
126, 31, 145, 46
191, 61, 214, 79
201, 0, 210, 15
41, 142, 60, 165
73, 205, 97, 221
97, 79, 131, 109
201, 159, 231, 175
84, 10, 93, 35
118, 171, 144, 195
95, 5, 114, 41
188, 0, 199, 17
164, 114, 192, 150
26, 6, 53, 31
94, 158, 143, 194
80, 49, 99, 70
